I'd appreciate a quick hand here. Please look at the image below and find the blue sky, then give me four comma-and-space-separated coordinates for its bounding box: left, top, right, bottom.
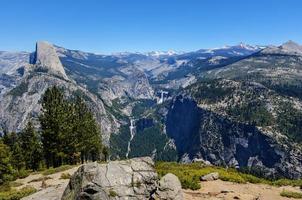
0, 0, 302, 53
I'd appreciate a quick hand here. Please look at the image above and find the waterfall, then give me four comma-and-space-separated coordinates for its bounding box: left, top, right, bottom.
157, 90, 168, 104
126, 118, 135, 158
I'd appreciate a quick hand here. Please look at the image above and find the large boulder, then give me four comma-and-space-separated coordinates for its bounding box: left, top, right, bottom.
155, 173, 183, 200
61, 157, 183, 200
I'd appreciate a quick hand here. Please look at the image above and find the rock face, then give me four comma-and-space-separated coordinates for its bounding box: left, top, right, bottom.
0, 51, 29, 75
262, 40, 302, 55
31, 41, 68, 79
0, 73, 117, 143
61, 157, 183, 200
166, 96, 302, 179
0, 42, 118, 142
99, 67, 154, 103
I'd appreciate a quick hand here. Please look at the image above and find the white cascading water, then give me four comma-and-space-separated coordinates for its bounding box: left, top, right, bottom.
126, 118, 135, 158
157, 90, 168, 104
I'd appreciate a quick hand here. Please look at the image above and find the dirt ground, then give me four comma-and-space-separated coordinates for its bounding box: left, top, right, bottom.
15, 166, 79, 200
14, 166, 302, 200
184, 179, 302, 200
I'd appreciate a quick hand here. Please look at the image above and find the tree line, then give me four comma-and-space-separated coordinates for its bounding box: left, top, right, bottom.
0, 86, 108, 184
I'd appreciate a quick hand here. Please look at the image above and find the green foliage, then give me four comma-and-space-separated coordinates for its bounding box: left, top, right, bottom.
1, 134, 32, 183
227, 101, 274, 126
14, 169, 30, 179
277, 102, 302, 143
1, 132, 18, 151
155, 162, 262, 190
131, 100, 156, 117
110, 118, 178, 161
109, 125, 131, 160
28, 176, 52, 183
41, 165, 75, 176
0, 183, 11, 193
9, 182, 23, 187
189, 80, 234, 103
19, 121, 43, 171
109, 189, 118, 197
264, 80, 302, 100
40, 86, 103, 167
0, 86, 103, 188
0, 185, 36, 200
280, 190, 302, 199
0, 142, 14, 185
2, 132, 26, 171
60, 173, 71, 179
10, 142, 25, 171
155, 162, 302, 190
40, 86, 74, 167
102, 146, 109, 162
129, 125, 178, 161
7, 82, 28, 97
72, 96, 102, 163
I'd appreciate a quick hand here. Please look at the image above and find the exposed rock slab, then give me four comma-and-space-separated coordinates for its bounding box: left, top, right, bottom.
22, 184, 67, 200
61, 157, 183, 200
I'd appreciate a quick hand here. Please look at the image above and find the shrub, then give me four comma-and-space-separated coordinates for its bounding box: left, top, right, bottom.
60, 173, 71, 179
9, 182, 23, 187
155, 162, 302, 190
181, 179, 200, 190
280, 190, 302, 199
109, 189, 117, 197
0, 186, 36, 200
0, 183, 11, 193
14, 169, 30, 179
28, 176, 52, 183
273, 179, 302, 187
42, 165, 74, 176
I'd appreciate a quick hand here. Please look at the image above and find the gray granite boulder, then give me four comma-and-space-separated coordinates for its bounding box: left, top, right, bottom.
200, 172, 219, 181
61, 157, 183, 200
154, 173, 183, 200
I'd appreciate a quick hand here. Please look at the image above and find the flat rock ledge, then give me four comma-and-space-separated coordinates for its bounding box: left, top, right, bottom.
61, 157, 183, 200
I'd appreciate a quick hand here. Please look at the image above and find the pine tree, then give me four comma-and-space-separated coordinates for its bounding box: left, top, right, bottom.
10, 141, 25, 171
39, 86, 69, 168
73, 96, 102, 163
2, 131, 18, 149
19, 121, 43, 170
39, 87, 103, 167
0, 141, 13, 184
1, 132, 25, 171
102, 146, 109, 162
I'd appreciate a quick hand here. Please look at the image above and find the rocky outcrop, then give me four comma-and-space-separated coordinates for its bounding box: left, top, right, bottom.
0, 73, 117, 144
166, 96, 302, 179
98, 67, 154, 103
61, 157, 183, 200
31, 41, 68, 79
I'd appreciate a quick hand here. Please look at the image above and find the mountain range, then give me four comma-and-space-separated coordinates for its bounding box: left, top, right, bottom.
1, 40, 302, 179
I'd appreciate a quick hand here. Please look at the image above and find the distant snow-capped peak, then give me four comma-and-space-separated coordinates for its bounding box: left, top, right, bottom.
147, 50, 180, 57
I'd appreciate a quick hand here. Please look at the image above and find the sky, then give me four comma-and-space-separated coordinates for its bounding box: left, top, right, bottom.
0, 0, 302, 53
